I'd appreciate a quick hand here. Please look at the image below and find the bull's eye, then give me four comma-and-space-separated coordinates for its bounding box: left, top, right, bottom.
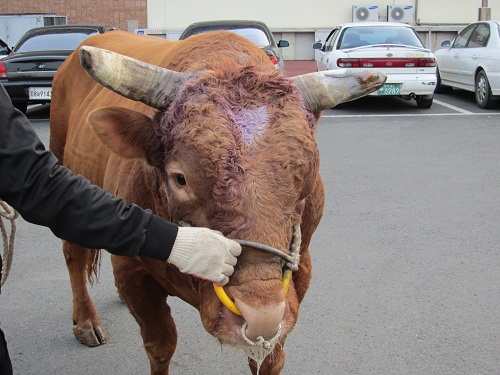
175, 174, 187, 186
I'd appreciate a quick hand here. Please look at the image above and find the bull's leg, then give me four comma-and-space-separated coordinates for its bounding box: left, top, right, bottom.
62, 240, 108, 346
111, 256, 177, 375
248, 346, 286, 375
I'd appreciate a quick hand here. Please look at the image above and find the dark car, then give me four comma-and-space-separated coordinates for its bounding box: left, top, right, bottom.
179, 20, 289, 73
0, 24, 118, 112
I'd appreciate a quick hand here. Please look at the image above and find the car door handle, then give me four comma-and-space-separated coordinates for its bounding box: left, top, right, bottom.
453, 54, 459, 59
472, 55, 478, 60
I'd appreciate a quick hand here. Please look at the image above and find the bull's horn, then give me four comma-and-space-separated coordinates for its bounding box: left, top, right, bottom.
293, 69, 387, 113
79, 46, 190, 109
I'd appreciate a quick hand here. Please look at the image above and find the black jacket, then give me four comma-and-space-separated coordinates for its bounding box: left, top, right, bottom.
0, 85, 178, 280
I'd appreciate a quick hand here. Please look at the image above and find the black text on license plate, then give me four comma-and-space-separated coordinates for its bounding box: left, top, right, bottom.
29, 87, 52, 100
377, 84, 401, 95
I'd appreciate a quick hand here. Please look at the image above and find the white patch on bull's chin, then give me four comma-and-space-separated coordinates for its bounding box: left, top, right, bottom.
232, 106, 268, 144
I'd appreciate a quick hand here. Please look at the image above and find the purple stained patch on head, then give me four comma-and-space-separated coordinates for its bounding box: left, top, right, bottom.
233, 106, 268, 144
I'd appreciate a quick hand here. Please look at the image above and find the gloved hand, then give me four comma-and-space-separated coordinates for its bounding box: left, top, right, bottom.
167, 227, 242, 285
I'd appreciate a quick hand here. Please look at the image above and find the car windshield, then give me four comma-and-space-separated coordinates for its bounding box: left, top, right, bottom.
339, 26, 423, 49
191, 27, 270, 47
15, 30, 100, 52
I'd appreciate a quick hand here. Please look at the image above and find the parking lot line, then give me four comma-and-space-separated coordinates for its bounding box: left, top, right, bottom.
322, 112, 500, 118
433, 99, 474, 114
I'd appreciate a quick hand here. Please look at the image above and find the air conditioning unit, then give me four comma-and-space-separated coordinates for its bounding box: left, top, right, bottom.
387, 5, 415, 23
352, 5, 379, 22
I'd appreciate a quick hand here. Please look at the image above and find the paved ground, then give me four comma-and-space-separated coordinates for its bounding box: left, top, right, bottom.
0, 71, 498, 375
283, 60, 317, 77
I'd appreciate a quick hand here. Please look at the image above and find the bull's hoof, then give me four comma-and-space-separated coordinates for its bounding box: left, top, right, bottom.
73, 324, 108, 347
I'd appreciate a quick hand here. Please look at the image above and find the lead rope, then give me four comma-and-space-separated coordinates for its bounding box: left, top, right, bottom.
0, 200, 19, 287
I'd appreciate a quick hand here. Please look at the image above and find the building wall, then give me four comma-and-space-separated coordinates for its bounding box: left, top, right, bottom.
416, 0, 498, 24
2, 0, 499, 33
147, 0, 500, 29
1, 0, 148, 31
2, 0, 499, 59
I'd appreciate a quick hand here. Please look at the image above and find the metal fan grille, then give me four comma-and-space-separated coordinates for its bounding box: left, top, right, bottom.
356, 7, 370, 21
391, 7, 405, 21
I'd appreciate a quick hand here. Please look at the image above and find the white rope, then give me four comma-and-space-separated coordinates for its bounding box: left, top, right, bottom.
0, 200, 19, 287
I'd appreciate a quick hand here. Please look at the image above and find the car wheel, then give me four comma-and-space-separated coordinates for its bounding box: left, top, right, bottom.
416, 95, 433, 109
475, 70, 498, 109
434, 68, 452, 94
14, 102, 28, 113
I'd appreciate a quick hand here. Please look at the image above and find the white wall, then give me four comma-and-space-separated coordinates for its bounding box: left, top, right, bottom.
148, 0, 417, 29
417, 0, 500, 24
147, 0, 499, 30
146, 0, 499, 59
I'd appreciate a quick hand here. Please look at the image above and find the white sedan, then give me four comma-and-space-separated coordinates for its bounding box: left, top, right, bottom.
314, 22, 437, 108
434, 20, 500, 109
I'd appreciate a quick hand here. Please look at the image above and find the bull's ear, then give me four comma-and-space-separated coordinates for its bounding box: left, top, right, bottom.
88, 107, 162, 166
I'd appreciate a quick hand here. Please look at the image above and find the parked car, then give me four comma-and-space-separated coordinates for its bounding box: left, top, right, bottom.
179, 20, 289, 73
434, 20, 500, 109
313, 22, 437, 108
0, 24, 118, 113
0, 38, 11, 59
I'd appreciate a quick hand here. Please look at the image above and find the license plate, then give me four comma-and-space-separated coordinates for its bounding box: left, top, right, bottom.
377, 83, 401, 95
29, 87, 52, 100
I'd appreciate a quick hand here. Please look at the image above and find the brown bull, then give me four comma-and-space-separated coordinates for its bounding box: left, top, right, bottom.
49, 30, 385, 374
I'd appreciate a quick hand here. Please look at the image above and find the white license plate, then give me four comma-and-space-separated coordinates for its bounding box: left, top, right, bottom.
29, 87, 52, 100
377, 83, 401, 95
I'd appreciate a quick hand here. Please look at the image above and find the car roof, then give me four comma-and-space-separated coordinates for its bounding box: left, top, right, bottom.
22, 24, 119, 33
184, 20, 270, 29
338, 22, 416, 28
468, 20, 500, 26
180, 20, 274, 41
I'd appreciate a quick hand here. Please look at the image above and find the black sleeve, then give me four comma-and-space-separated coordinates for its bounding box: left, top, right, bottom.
0, 85, 177, 260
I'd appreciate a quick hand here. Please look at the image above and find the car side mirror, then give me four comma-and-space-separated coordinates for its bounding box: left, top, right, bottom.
312, 42, 323, 50
440, 40, 451, 48
278, 40, 289, 48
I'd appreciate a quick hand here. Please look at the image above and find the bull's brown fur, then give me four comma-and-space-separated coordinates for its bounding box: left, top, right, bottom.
50, 30, 325, 374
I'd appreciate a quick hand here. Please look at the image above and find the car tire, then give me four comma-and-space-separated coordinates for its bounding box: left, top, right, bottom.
434, 68, 452, 94
475, 70, 498, 109
416, 95, 433, 109
14, 102, 28, 113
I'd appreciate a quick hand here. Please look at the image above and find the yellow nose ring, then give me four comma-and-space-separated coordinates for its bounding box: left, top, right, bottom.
214, 269, 293, 316
212, 227, 300, 316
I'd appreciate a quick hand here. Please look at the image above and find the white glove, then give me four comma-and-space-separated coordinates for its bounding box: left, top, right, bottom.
167, 227, 242, 285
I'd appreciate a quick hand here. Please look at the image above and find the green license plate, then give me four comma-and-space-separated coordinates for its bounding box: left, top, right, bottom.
377, 83, 401, 95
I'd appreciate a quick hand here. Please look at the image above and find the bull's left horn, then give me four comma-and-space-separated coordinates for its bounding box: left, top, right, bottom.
79, 46, 190, 109
293, 69, 387, 113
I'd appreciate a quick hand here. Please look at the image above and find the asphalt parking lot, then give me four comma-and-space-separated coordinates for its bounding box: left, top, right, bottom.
1, 81, 499, 374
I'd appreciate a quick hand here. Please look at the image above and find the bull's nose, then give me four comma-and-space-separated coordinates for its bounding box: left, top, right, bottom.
235, 298, 285, 340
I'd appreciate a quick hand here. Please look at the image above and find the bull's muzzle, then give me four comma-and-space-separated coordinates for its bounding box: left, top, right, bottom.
213, 224, 301, 315
213, 226, 301, 350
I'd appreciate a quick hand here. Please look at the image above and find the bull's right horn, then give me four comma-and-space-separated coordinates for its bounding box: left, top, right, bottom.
79, 46, 190, 110
293, 69, 387, 113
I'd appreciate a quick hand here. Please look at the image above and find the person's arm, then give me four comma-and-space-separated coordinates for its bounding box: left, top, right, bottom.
0, 86, 240, 284
0, 86, 176, 259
